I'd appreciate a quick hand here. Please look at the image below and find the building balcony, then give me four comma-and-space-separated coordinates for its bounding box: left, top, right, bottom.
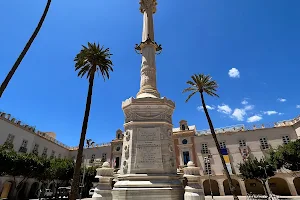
18, 147, 27, 153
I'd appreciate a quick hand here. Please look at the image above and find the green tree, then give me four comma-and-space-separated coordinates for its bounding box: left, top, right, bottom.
0, 148, 50, 199
69, 42, 113, 200
238, 157, 276, 197
0, 0, 52, 98
270, 139, 300, 173
183, 74, 239, 200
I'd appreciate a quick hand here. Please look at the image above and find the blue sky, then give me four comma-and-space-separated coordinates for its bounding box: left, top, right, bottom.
0, 0, 299, 146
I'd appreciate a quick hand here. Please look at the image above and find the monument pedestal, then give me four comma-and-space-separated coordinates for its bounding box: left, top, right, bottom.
112, 174, 183, 200
92, 162, 114, 200
183, 161, 205, 200
112, 97, 183, 200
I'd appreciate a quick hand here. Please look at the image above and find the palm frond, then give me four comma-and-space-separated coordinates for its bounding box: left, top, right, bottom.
183, 73, 219, 102
74, 42, 114, 80
185, 91, 197, 103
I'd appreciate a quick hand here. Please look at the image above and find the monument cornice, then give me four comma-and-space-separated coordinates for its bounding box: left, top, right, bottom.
123, 121, 173, 128
122, 96, 175, 109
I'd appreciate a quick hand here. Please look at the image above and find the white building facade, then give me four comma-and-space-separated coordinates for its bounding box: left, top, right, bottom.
0, 111, 300, 198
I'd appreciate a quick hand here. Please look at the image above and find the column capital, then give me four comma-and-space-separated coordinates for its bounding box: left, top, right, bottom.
139, 0, 157, 14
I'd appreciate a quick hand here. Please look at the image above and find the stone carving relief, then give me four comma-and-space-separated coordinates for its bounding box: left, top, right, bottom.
168, 144, 173, 152
140, 0, 157, 13
124, 108, 173, 123
124, 145, 130, 159
123, 160, 128, 174
125, 130, 131, 141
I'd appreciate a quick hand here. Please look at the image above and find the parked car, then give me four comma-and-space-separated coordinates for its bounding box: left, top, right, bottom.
89, 188, 95, 197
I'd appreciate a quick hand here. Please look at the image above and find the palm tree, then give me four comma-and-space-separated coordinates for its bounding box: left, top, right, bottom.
183, 74, 239, 200
69, 42, 113, 200
0, 0, 52, 98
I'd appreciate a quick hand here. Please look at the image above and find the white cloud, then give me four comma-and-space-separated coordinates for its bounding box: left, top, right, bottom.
244, 105, 254, 111
197, 105, 215, 111
296, 105, 300, 108
279, 113, 284, 115
241, 100, 248, 105
263, 111, 278, 115
231, 108, 246, 121
247, 115, 262, 123
277, 98, 287, 102
217, 104, 232, 114
228, 68, 240, 78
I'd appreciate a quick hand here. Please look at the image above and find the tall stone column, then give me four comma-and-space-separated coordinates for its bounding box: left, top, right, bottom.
136, 0, 161, 99
112, 1, 183, 199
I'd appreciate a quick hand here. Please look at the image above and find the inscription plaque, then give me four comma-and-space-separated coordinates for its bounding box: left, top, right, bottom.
135, 128, 163, 169
135, 141, 163, 169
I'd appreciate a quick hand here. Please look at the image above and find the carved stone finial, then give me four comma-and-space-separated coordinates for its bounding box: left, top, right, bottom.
139, 0, 157, 14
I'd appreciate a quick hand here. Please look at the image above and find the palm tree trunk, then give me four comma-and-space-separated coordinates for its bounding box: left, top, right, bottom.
0, 0, 52, 98
200, 92, 239, 200
69, 72, 95, 200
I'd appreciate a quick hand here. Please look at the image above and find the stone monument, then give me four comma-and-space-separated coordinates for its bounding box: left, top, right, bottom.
93, 162, 114, 200
183, 161, 205, 200
112, 0, 183, 199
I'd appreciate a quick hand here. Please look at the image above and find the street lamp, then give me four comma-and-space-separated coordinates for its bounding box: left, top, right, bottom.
79, 139, 93, 200
204, 157, 214, 200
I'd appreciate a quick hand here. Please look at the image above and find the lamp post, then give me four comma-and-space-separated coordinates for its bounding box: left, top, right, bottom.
79, 139, 92, 200
204, 157, 214, 200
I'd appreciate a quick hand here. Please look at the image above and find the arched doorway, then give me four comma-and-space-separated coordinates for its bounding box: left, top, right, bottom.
293, 177, 300, 195
28, 182, 39, 198
203, 179, 220, 196
244, 179, 265, 195
223, 179, 242, 195
268, 177, 291, 196
0, 181, 15, 199
17, 182, 28, 200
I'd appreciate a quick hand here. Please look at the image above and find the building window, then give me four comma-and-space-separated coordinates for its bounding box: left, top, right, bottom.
102, 153, 107, 161
239, 140, 246, 147
181, 124, 186, 130
32, 144, 39, 155
219, 141, 226, 149
182, 151, 190, 165
58, 154, 61, 159
204, 161, 212, 175
182, 139, 188, 145
116, 146, 121, 151
201, 143, 209, 154
90, 154, 95, 163
19, 139, 28, 153
259, 137, 269, 150
42, 147, 48, 158
6, 134, 15, 144
50, 150, 55, 159
282, 135, 290, 145
115, 157, 120, 168
117, 134, 121, 139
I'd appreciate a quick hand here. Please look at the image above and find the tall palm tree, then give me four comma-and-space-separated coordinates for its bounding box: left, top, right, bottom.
0, 0, 52, 98
183, 74, 239, 200
69, 42, 113, 200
